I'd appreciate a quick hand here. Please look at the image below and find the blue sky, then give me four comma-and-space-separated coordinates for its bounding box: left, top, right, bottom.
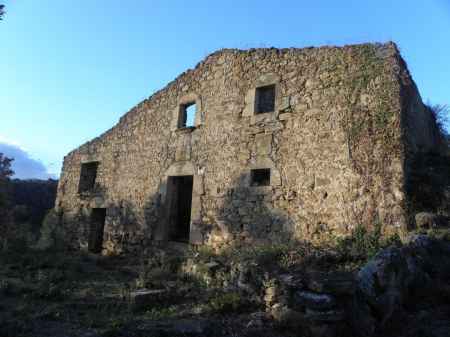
1, 0, 449, 179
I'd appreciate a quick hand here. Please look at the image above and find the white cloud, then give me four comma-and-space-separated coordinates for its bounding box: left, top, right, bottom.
0, 141, 57, 180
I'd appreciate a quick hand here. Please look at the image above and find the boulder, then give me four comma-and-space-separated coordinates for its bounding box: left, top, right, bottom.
270, 303, 304, 327
278, 273, 304, 288
357, 246, 409, 321
354, 235, 450, 336
246, 311, 268, 328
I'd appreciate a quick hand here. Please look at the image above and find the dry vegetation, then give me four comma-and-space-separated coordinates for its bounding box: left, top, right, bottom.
0, 224, 409, 337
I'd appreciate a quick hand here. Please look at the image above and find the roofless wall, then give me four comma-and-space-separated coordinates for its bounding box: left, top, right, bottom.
55, 42, 439, 254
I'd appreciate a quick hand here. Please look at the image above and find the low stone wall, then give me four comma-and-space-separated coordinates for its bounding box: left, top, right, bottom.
263, 235, 450, 337
265, 271, 355, 337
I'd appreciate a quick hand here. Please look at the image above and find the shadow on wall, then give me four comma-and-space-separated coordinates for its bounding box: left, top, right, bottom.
57, 170, 296, 253
102, 191, 170, 254
58, 182, 153, 254
406, 151, 450, 218
200, 172, 295, 248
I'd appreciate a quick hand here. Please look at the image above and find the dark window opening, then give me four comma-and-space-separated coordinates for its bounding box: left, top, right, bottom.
78, 162, 99, 193
89, 208, 106, 253
179, 102, 196, 128
251, 168, 271, 186
167, 175, 193, 242
255, 84, 275, 114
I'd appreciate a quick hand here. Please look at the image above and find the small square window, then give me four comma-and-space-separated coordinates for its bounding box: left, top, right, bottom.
255, 84, 275, 114
250, 168, 271, 186
78, 162, 99, 193
179, 102, 196, 128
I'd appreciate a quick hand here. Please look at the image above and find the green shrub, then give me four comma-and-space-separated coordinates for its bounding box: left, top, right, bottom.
206, 291, 249, 314
336, 223, 402, 261
145, 305, 178, 319
135, 250, 185, 289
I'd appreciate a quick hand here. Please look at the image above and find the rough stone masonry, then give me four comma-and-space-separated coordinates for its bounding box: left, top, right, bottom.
55, 42, 442, 254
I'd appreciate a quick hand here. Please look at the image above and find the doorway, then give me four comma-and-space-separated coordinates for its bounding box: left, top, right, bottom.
89, 208, 106, 253
167, 175, 193, 242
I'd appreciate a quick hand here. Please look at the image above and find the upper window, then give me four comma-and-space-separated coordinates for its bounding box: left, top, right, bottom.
250, 168, 271, 186
179, 102, 196, 128
78, 162, 99, 193
255, 84, 275, 114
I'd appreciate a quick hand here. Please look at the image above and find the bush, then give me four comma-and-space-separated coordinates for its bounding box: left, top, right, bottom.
428, 104, 449, 140
135, 249, 185, 289
144, 305, 178, 319
336, 223, 401, 261
206, 291, 250, 314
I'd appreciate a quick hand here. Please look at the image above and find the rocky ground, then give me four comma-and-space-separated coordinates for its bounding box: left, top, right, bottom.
1, 229, 449, 337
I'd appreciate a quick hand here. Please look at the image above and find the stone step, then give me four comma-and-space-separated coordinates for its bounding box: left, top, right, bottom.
130, 288, 168, 311
306, 271, 355, 296
294, 290, 337, 311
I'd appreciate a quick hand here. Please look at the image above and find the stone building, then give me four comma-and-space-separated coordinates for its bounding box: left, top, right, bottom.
55, 42, 441, 253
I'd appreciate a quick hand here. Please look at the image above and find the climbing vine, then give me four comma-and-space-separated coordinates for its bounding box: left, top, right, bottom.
339, 44, 403, 231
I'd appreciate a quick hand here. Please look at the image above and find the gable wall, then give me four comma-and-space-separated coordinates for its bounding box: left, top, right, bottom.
56, 43, 410, 253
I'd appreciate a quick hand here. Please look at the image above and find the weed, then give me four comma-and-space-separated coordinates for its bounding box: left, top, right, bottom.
335, 223, 401, 262
145, 305, 178, 319
206, 291, 250, 314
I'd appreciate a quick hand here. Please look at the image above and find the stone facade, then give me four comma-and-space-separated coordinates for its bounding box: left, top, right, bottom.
55, 42, 440, 253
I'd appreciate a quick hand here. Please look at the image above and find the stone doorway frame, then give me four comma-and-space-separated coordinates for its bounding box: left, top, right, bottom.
166, 175, 194, 243
154, 161, 203, 244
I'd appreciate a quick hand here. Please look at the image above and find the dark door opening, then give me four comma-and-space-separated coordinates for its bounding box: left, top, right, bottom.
89, 208, 106, 253
167, 175, 193, 242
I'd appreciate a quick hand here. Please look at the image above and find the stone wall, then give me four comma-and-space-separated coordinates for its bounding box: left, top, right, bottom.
55, 42, 435, 252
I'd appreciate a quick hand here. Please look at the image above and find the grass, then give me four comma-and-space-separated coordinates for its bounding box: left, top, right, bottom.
0, 223, 408, 336
0, 246, 261, 337
188, 229, 397, 277
205, 291, 253, 314
0, 248, 140, 336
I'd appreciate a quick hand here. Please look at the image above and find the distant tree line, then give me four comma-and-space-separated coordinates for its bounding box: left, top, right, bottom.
0, 153, 58, 249
10, 178, 58, 229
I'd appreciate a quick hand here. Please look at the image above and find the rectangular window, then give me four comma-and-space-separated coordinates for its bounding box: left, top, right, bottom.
179, 102, 196, 128
250, 168, 271, 186
255, 84, 275, 114
78, 162, 99, 193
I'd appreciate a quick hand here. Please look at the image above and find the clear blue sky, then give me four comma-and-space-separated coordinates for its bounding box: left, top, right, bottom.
1, 0, 449, 178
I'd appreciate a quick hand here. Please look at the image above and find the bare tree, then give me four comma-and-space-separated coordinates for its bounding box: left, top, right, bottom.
0, 5, 5, 20
0, 153, 14, 213
428, 104, 449, 139
0, 153, 13, 180
0, 153, 13, 250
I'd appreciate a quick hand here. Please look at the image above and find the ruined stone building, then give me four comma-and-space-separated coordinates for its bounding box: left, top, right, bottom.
55, 42, 441, 253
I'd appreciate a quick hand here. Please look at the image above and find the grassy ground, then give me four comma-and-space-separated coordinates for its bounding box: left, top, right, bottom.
0, 249, 135, 336
1, 226, 444, 337
0, 247, 268, 337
